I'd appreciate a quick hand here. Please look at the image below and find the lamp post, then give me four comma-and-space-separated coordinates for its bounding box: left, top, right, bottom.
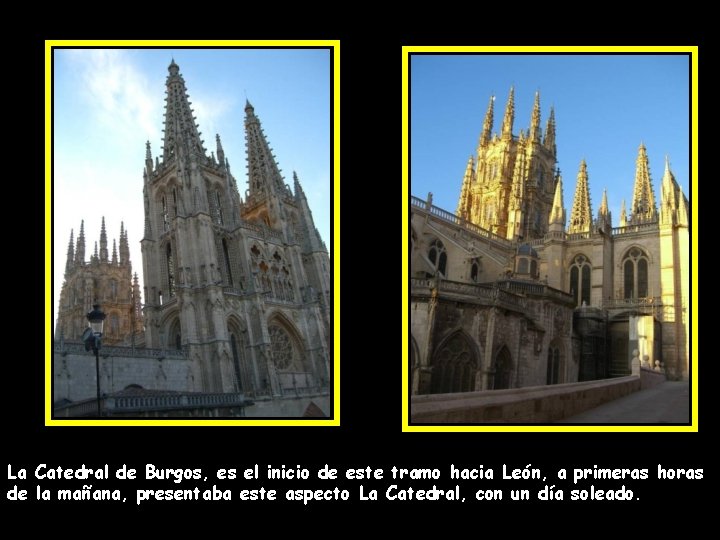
83, 304, 106, 417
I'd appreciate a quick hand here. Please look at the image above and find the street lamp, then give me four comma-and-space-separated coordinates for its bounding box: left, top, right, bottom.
82, 304, 106, 417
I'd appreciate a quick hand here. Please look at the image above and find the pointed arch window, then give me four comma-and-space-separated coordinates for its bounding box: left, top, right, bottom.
222, 238, 233, 287
470, 260, 480, 283
623, 248, 650, 299
166, 243, 176, 297
431, 333, 476, 394
547, 346, 561, 385
230, 333, 243, 391
428, 239, 447, 277
493, 347, 512, 390
569, 254, 591, 307
162, 196, 169, 231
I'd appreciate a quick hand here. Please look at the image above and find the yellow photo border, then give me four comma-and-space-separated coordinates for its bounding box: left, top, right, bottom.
45, 40, 340, 426
402, 45, 698, 432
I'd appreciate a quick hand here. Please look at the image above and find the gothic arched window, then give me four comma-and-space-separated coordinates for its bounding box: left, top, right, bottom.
569, 254, 591, 307
428, 239, 447, 277
470, 260, 480, 283
431, 332, 477, 394
162, 196, 169, 231
547, 346, 561, 385
623, 248, 650, 299
166, 243, 176, 297
222, 238, 233, 287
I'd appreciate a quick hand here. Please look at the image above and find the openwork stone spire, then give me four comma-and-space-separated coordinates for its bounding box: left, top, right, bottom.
162, 60, 205, 161
479, 95, 494, 147
75, 220, 85, 264
528, 91, 541, 143
630, 143, 657, 223
501, 86, 515, 140
568, 159, 593, 233
65, 229, 74, 273
99, 216, 108, 263
245, 99, 288, 197
543, 106, 556, 156
457, 155, 475, 219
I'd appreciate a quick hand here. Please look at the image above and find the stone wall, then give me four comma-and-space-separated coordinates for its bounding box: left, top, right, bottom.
246, 395, 330, 417
411, 376, 640, 423
54, 351, 191, 402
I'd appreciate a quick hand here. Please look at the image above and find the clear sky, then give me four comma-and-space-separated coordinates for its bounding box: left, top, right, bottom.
53, 48, 330, 325
410, 54, 690, 220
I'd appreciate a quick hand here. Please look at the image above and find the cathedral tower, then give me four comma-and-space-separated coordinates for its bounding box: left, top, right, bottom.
56, 219, 143, 345
141, 61, 330, 396
459, 88, 559, 240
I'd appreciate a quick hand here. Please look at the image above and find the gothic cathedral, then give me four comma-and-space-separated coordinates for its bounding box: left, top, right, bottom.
57, 60, 331, 403
410, 88, 690, 395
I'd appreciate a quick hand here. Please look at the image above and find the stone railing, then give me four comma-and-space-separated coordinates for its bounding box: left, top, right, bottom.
234, 218, 284, 243
496, 279, 574, 305
223, 287, 249, 297
410, 278, 528, 311
603, 296, 662, 310
411, 196, 513, 249
55, 392, 250, 417
611, 221, 659, 236
566, 231, 592, 241
54, 341, 186, 359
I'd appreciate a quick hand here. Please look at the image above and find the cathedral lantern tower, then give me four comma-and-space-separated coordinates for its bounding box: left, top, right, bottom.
56, 219, 143, 346
460, 88, 559, 240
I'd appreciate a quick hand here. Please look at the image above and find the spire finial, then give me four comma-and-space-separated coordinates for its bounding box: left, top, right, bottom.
479, 94, 495, 147
501, 86, 515, 139
548, 174, 565, 231
529, 90, 541, 142
456, 155, 476, 219
216, 133, 225, 167
75, 220, 86, 264
65, 229, 75, 273
543, 105, 556, 156
630, 141, 658, 224
568, 159, 593, 233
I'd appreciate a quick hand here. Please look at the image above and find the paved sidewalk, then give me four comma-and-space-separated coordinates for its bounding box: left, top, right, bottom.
557, 381, 690, 424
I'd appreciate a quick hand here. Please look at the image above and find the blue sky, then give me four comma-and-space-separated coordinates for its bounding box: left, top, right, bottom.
410, 54, 690, 219
53, 48, 330, 325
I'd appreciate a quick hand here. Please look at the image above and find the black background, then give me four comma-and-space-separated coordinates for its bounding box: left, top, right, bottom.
2, 27, 709, 524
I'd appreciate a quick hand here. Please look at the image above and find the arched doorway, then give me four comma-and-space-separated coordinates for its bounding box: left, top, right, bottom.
430, 332, 477, 394
493, 347, 512, 390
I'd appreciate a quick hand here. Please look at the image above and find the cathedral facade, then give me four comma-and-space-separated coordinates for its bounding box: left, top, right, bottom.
55, 60, 331, 410
140, 60, 330, 397
410, 88, 690, 395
